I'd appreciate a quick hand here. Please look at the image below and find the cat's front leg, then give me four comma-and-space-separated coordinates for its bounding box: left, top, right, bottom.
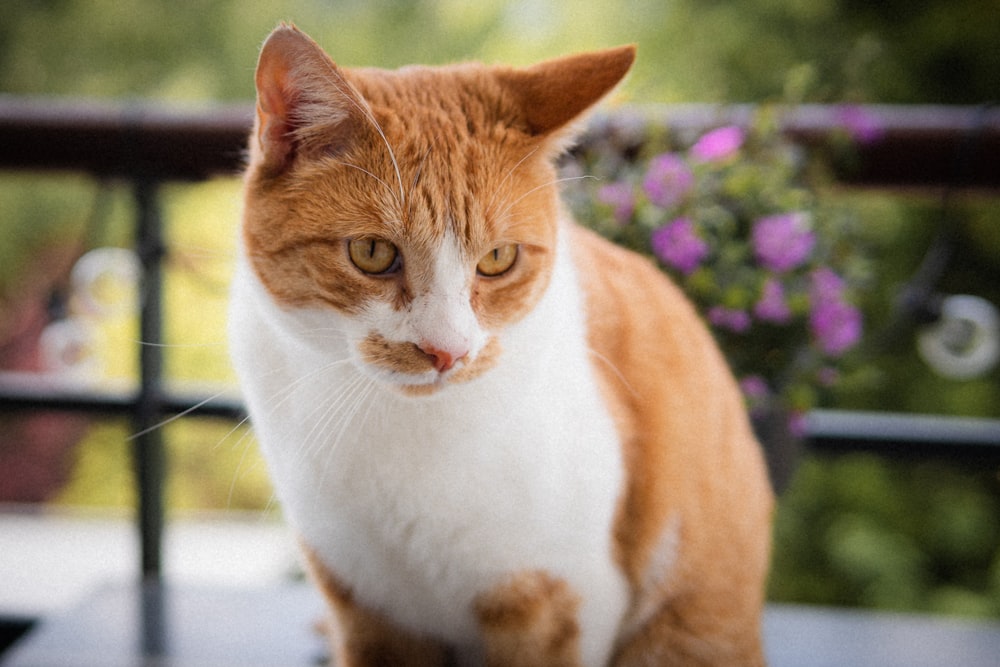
301, 545, 449, 667
474, 570, 584, 667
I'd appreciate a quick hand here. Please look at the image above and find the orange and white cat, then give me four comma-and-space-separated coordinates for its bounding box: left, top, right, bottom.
229, 24, 773, 667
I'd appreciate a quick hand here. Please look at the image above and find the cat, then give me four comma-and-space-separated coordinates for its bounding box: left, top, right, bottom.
228, 23, 773, 667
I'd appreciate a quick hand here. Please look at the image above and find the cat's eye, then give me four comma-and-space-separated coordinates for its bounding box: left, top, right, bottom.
476, 244, 518, 277
348, 238, 399, 275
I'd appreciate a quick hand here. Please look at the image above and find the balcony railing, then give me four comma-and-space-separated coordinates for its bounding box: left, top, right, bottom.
1, 96, 999, 586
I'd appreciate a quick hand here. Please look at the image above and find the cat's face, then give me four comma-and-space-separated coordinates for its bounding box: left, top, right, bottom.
242, 25, 634, 396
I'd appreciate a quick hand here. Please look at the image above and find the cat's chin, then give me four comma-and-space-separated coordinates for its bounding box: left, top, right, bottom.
354, 365, 454, 398
397, 381, 447, 398
382, 368, 480, 398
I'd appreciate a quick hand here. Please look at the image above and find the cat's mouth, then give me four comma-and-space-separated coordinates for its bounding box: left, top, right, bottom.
357, 334, 502, 395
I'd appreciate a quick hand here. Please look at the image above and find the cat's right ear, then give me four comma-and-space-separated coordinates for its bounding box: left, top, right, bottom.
252, 24, 364, 176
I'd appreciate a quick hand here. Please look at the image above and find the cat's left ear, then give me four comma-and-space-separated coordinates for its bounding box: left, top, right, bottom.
252, 24, 367, 176
497, 45, 636, 149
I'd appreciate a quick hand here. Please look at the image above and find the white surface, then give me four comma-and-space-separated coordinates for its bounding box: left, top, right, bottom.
0, 506, 298, 617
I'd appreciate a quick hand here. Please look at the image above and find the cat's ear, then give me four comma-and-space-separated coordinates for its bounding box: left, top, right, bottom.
497, 45, 636, 147
252, 24, 366, 175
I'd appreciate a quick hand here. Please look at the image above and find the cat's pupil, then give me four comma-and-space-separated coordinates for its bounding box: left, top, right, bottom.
348, 238, 399, 275
476, 244, 518, 277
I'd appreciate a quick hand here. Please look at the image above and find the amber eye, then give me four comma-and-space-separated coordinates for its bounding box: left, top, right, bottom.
477, 244, 518, 277
348, 238, 399, 275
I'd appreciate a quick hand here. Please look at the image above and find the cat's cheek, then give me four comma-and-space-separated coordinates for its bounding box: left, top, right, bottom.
474, 272, 550, 331
447, 335, 502, 385
471, 244, 553, 330
357, 332, 436, 376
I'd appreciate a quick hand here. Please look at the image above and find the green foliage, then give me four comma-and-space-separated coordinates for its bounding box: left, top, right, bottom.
3, 0, 998, 103
0, 175, 94, 291
51, 421, 136, 508
772, 455, 1000, 618
53, 419, 273, 513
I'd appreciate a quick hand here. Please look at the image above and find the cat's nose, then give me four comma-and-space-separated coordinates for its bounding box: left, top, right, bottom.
419, 343, 466, 373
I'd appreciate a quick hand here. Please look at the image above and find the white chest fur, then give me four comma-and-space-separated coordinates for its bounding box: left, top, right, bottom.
228, 222, 629, 665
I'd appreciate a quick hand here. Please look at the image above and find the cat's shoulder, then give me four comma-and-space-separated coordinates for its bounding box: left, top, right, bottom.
568, 221, 700, 332
567, 219, 733, 423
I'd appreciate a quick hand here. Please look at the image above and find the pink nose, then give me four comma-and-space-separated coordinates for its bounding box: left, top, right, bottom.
419, 343, 465, 373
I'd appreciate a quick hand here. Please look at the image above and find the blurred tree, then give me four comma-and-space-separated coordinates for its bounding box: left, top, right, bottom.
2, 0, 998, 103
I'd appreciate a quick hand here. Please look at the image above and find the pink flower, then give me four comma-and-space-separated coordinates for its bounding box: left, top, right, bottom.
811, 267, 846, 299
642, 153, 694, 208
740, 375, 770, 400
810, 299, 862, 356
709, 306, 752, 333
787, 412, 809, 438
752, 212, 816, 273
754, 278, 792, 323
597, 182, 636, 224
740, 375, 771, 415
809, 269, 862, 356
690, 126, 744, 162
817, 367, 840, 386
651, 217, 709, 275
836, 105, 884, 145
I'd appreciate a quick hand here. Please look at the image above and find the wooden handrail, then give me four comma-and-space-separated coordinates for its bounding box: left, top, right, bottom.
0, 96, 253, 180
2, 97, 998, 188
587, 103, 1000, 189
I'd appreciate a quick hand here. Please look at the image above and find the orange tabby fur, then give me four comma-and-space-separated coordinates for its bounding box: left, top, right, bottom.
238, 24, 773, 666
574, 224, 774, 664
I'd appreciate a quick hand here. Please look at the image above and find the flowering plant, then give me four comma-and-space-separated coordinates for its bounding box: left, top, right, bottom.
565, 110, 871, 433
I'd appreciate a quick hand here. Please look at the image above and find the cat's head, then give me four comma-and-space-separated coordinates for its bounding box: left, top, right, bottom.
242, 24, 634, 396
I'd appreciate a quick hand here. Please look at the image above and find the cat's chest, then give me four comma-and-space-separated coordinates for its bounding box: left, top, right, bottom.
230, 235, 630, 647
260, 334, 622, 639
287, 356, 624, 639
276, 335, 622, 542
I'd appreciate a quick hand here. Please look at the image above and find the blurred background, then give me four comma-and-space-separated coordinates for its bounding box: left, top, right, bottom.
1, 0, 999, 619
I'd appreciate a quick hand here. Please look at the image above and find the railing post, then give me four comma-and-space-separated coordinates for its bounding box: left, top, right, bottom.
132, 179, 166, 582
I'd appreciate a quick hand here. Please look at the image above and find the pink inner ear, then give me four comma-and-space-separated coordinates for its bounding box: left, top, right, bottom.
255, 62, 295, 171
252, 25, 368, 175
253, 26, 333, 173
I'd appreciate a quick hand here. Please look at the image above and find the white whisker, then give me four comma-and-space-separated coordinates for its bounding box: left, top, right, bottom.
405, 147, 433, 213
298, 380, 355, 462
486, 146, 541, 215
292, 373, 373, 502
588, 346, 640, 400
320, 69, 405, 206
135, 340, 227, 349
328, 159, 398, 201
262, 358, 354, 423
220, 418, 255, 457
171, 244, 236, 260
317, 375, 378, 489
223, 417, 258, 508
493, 174, 596, 223
126, 389, 233, 441
261, 492, 280, 515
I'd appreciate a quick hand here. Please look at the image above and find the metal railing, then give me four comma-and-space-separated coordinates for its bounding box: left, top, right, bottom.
1, 96, 999, 581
